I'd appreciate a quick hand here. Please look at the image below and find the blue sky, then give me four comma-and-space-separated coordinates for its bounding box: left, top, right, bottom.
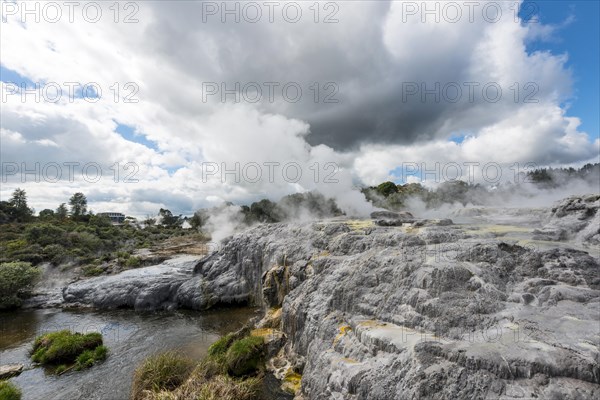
114, 122, 159, 152
522, 0, 599, 140
0, 65, 100, 99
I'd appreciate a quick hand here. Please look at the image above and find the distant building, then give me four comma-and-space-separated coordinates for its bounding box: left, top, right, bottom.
97, 212, 126, 224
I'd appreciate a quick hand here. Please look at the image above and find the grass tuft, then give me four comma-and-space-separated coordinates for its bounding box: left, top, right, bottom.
131, 332, 266, 400
0, 381, 22, 400
224, 336, 265, 377
131, 351, 194, 400
30, 330, 107, 373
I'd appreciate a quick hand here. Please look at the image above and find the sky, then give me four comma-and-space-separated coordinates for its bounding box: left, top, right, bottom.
1, 0, 599, 217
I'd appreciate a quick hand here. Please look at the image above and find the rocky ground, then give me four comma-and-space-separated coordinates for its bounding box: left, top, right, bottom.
59, 195, 600, 399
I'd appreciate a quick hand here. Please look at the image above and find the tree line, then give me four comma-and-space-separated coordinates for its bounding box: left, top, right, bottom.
0, 189, 88, 224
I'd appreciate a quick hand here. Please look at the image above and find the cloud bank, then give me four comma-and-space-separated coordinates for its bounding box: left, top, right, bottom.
1, 1, 598, 216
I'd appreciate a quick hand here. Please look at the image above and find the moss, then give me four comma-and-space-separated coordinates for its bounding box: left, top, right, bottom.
224, 336, 265, 377
0, 381, 22, 400
30, 330, 105, 367
131, 351, 194, 400
74, 345, 107, 370
94, 344, 108, 360
207, 333, 235, 358
55, 365, 67, 375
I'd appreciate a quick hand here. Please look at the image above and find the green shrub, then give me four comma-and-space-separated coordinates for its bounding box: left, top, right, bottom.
224, 336, 265, 377
125, 256, 141, 269
31, 330, 104, 365
0, 261, 41, 309
0, 381, 22, 400
9, 250, 43, 266
66, 231, 103, 252
131, 351, 194, 399
5, 239, 27, 252
25, 224, 66, 246
43, 244, 67, 265
82, 266, 104, 277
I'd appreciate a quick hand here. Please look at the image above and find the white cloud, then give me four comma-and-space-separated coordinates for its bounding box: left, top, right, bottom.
0, 1, 596, 216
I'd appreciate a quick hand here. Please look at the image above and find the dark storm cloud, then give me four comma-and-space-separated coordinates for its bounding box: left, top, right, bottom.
134, 1, 571, 151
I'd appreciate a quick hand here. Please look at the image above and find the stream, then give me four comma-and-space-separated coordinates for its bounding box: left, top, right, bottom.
0, 307, 257, 400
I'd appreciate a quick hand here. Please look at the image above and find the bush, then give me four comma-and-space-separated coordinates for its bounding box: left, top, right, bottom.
31, 330, 104, 366
82, 266, 104, 277
0, 381, 22, 400
43, 244, 68, 265
125, 256, 141, 269
5, 239, 26, 253
224, 336, 265, 377
9, 249, 43, 266
131, 351, 194, 400
66, 231, 103, 253
25, 224, 65, 246
0, 261, 41, 309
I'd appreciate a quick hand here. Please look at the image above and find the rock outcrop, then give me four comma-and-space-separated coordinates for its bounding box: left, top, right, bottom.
191, 210, 600, 399
371, 210, 415, 226
533, 194, 600, 245
61, 196, 600, 399
62, 255, 202, 310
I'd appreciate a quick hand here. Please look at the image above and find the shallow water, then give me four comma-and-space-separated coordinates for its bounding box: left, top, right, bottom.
0, 307, 257, 400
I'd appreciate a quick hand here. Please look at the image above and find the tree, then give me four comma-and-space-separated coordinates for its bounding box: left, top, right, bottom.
245, 199, 281, 223
158, 208, 181, 228
0, 261, 41, 309
56, 203, 68, 220
0, 201, 13, 224
69, 193, 87, 218
143, 216, 156, 227
9, 188, 34, 222
38, 209, 55, 219
376, 181, 399, 197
